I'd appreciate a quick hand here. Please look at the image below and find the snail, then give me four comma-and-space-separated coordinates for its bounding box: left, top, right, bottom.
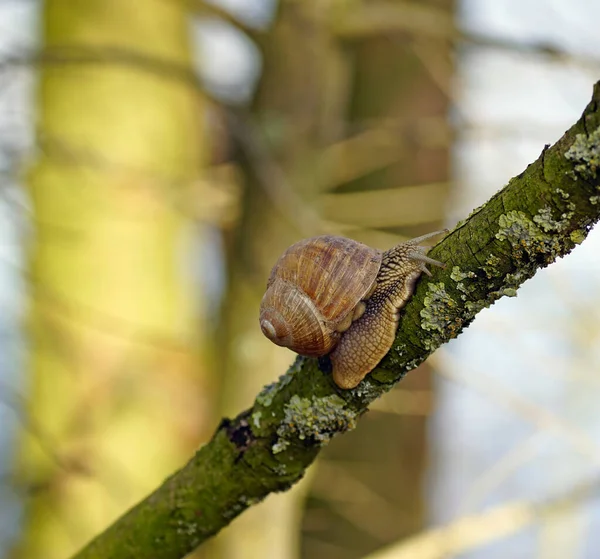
259, 230, 447, 389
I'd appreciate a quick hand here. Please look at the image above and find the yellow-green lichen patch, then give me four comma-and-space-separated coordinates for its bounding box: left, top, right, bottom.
570, 229, 586, 244
533, 205, 574, 233
348, 376, 386, 400
450, 266, 478, 301
505, 271, 526, 285
496, 210, 562, 263
420, 282, 462, 350
497, 211, 542, 242
252, 411, 262, 429
565, 126, 600, 180
272, 438, 290, 454
531, 189, 576, 234
273, 394, 358, 453
465, 299, 491, 315
482, 254, 503, 279
450, 266, 477, 282
256, 383, 278, 408
490, 210, 582, 305
436, 259, 523, 334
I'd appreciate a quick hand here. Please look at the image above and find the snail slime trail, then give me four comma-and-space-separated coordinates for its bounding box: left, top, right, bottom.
259, 231, 447, 389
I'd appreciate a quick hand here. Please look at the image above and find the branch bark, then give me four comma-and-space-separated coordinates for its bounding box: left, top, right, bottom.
72, 82, 600, 559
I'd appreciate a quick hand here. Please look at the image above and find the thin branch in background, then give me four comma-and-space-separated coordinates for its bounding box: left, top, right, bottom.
301, 537, 350, 559
362, 478, 600, 559
33, 275, 195, 354
460, 121, 579, 141
227, 111, 424, 249
461, 30, 600, 73
318, 117, 451, 191
409, 36, 456, 106
226, 110, 336, 237
0, 129, 239, 229
331, 1, 600, 72
0, 249, 203, 357
36, 0, 600, 80
34, 131, 238, 225
0, 380, 89, 484
0, 374, 146, 507
310, 461, 409, 542
430, 350, 600, 466
450, 307, 600, 389
321, 182, 451, 229
456, 433, 547, 514
368, 387, 433, 416
0, 46, 241, 230
182, 0, 264, 46
8, 45, 202, 91
332, 1, 455, 41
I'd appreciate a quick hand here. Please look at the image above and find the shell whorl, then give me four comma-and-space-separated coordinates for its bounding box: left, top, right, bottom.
260, 307, 291, 347
259, 277, 339, 356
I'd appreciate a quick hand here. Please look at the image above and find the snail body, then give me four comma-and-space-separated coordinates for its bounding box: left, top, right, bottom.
259, 230, 446, 389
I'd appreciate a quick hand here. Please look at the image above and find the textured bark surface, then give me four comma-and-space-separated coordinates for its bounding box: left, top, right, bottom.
72, 82, 600, 559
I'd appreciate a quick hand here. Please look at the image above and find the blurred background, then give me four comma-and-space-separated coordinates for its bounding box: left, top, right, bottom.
1, 1, 600, 558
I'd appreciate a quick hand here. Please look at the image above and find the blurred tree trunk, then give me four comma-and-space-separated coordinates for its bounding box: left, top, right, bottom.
207, 3, 333, 559
302, 1, 455, 558
10, 1, 208, 558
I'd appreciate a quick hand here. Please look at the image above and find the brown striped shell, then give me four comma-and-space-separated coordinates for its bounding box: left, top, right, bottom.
259, 235, 382, 357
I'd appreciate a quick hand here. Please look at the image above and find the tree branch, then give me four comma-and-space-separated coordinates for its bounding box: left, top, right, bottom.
71, 82, 600, 559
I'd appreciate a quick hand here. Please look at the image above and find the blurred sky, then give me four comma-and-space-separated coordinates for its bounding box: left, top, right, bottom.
434, 3, 600, 559
1, 1, 600, 558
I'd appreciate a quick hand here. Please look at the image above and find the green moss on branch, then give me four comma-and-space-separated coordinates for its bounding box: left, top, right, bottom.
73, 82, 600, 559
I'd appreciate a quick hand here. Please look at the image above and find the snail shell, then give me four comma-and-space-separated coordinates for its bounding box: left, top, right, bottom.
259, 235, 381, 357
